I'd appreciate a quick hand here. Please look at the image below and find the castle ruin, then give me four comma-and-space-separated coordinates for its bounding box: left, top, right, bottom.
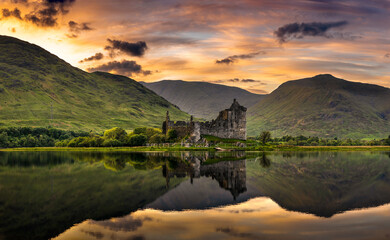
162, 99, 247, 141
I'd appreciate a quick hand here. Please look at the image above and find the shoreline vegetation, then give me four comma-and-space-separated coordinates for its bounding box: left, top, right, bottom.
1, 146, 390, 152
0, 126, 389, 151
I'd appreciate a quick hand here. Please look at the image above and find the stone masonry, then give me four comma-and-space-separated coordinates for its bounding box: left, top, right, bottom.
162, 99, 247, 141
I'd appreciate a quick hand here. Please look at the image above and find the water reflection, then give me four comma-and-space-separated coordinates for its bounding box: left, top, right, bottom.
1, 151, 390, 240
55, 198, 390, 240
163, 154, 247, 199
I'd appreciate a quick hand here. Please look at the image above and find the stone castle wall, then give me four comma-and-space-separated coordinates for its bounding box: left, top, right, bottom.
163, 99, 247, 141
199, 99, 246, 140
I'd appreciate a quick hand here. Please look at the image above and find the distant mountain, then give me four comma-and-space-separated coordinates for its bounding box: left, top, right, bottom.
0, 35, 188, 132
141, 80, 265, 120
248, 74, 390, 138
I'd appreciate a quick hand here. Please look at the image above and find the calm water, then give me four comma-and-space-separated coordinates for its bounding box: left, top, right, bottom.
1, 151, 390, 240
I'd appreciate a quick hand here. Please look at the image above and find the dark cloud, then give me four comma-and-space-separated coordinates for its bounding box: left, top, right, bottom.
91, 216, 145, 232
65, 33, 77, 38
105, 39, 148, 57
241, 79, 263, 83
216, 51, 265, 64
44, 0, 76, 14
213, 78, 266, 84
10, 0, 28, 4
227, 78, 263, 83
25, 11, 57, 27
2, 8, 22, 19
216, 58, 235, 64
79, 53, 104, 63
24, 0, 75, 27
274, 21, 349, 43
216, 227, 253, 238
81, 230, 104, 239
227, 78, 240, 82
68, 20, 93, 33
87, 60, 152, 77
67, 20, 93, 37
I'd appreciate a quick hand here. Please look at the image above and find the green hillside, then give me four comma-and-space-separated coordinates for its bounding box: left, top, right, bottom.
0, 35, 189, 132
142, 80, 265, 120
248, 74, 390, 138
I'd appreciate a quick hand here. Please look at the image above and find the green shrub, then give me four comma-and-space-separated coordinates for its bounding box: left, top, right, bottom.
102, 139, 122, 147
103, 127, 127, 141
167, 129, 178, 141
133, 127, 147, 135
128, 134, 147, 146
149, 133, 165, 144
0, 132, 9, 147
67, 137, 90, 147
145, 128, 162, 139
55, 139, 70, 147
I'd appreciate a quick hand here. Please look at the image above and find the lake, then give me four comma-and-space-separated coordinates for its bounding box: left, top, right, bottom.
1, 151, 390, 240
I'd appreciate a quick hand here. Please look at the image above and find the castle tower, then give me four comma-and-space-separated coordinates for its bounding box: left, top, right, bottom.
162, 111, 170, 134
228, 99, 247, 140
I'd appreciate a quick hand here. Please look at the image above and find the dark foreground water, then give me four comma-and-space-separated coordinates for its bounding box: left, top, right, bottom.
1, 151, 390, 240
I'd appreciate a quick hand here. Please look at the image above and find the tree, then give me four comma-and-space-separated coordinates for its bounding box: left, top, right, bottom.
386, 135, 390, 146
133, 127, 147, 135
167, 129, 178, 141
128, 134, 147, 146
0, 132, 9, 148
259, 131, 271, 144
102, 139, 122, 147
149, 133, 165, 144
103, 127, 127, 142
145, 128, 162, 139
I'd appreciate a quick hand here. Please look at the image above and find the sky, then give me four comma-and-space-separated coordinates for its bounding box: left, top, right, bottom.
0, 0, 389, 94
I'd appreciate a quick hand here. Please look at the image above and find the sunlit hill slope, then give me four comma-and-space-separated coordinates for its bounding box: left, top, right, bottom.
0, 35, 189, 132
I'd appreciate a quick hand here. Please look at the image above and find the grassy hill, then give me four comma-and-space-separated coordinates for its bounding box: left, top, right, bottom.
0, 35, 189, 132
141, 80, 265, 120
248, 74, 390, 138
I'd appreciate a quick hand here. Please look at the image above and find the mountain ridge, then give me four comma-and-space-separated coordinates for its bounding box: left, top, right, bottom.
248, 74, 390, 138
141, 80, 265, 120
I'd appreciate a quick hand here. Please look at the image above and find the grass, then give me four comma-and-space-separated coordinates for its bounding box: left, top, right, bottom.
248, 74, 390, 139
0, 36, 189, 132
202, 134, 247, 143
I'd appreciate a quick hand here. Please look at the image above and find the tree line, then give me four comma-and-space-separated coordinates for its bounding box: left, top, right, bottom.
0, 127, 89, 148
0, 126, 181, 148
256, 131, 390, 146
56, 127, 179, 147
1, 126, 389, 148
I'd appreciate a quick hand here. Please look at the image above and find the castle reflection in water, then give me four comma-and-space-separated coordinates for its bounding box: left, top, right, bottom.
162, 152, 247, 200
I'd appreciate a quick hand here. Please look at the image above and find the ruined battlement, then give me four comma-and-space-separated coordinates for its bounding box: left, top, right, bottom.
162, 99, 247, 141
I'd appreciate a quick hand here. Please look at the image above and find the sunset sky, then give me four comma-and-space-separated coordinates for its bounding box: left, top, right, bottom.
0, 0, 389, 93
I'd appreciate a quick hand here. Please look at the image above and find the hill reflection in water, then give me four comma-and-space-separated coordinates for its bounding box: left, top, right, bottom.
55, 197, 390, 240
1, 151, 390, 240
